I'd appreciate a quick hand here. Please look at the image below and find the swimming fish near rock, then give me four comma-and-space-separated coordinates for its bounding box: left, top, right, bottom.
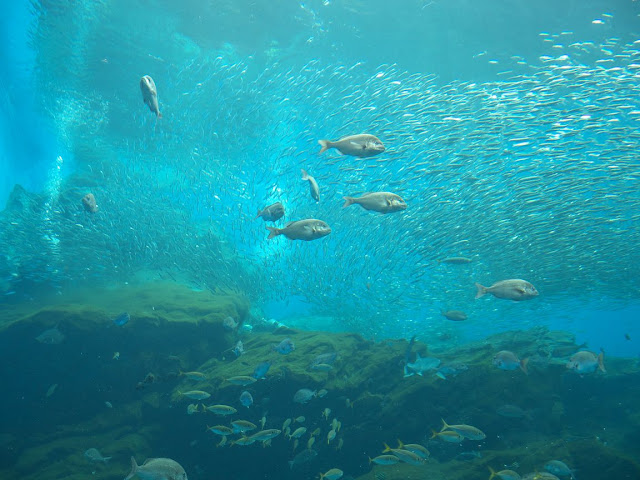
239, 391, 253, 408
566, 350, 606, 374
273, 338, 295, 355
84, 448, 111, 464
35, 325, 65, 345
82, 193, 98, 213
440, 419, 486, 440
319, 468, 343, 480
404, 352, 441, 377
342, 192, 406, 214
544, 460, 576, 479
266, 219, 331, 241
178, 390, 211, 401
125, 456, 187, 480
493, 351, 529, 374
301, 169, 320, 202
318, 134, 385, 158
475, 279, 538, 301
256, 202, 285, 222
113, 312, 130, 326
488, 466, 522, 480
293, 388, 316, 404
140, 75, 162, 118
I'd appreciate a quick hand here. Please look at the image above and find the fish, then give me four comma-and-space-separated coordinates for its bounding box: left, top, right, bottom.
288, 448, 317, 469
319, 468, 343, 480
233, 436, 257, 446
226, 375, 257, 386
252, 361, 272, 379
125, 456, 187, 480
438, 256, 473, 265
186, 404, 199, 415
301, 169, 320, 202
179, 371, 207, 381
316, 389, 328, 398
256, 202, 285, 222
223, 316, 238, 330
140, 75, 162, 118
441, 309, 467, 321
45, 383, 58, 398
289, 427, 307, 439
381, 444, 425, 465
395, 440, 429, 459
475, 279, 538, 301
35, 325, 65, 345
368, 454, 400, 465
544, 460, 576, 479
440, 419, 486, 440
566, 350, 606, 374
82, 193, 98, 213
293, 388, 316, 404
248, 429, 281, 442
273, 338, 295, 355
318, 134, 385, 158
435, 363, 468, 380
207, 425, 234, 436
430, 429, 465, 443
231, 420, 257, 433
404, 352, 441, 377
488, 466, 522, 480
178, 390, 211, 401
522, 473, 560, 480
232, 340, 244, 357
113, 312, 130, 326
294, 416, 305, 423
342, 192, 407, 214
493, 351, 529, 374
239, 391, 253, 408
84, 448, 111, 464
204, 404, 237, 415
310, 352, 338, 367
266, 219, 331, 241
326, 429, 336, 444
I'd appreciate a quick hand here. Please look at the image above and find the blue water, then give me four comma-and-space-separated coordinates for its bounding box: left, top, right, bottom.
1, 2, 640, 478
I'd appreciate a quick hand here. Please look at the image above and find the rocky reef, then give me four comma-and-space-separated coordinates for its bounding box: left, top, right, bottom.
0, 282, 638, 480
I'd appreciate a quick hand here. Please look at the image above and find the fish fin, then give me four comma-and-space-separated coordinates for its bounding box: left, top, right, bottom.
382, 442, 391, 453
520, 357, 530, 375
157, 112, 162, 119
255, 209, 262, 219
488, 466, 497, 480
342, 196, 355, 208
266, 226, 280, 239
125, 457, 138, 480
301, 169, 309, 180
435, 372, 446, 380
318, 139, 330, 153
474, 282, 487, 299
597, 351, 606, 373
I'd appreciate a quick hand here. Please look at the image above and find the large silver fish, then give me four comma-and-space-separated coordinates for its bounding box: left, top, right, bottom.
475, 279, 538, 301
125, 456, 187, 480
318, 134, 385, 157
140, 75, 162, 118
266, 219, 331, 241
342, 192, 406, 213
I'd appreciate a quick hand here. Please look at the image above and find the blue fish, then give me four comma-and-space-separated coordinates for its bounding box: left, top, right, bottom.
252, 361, 271, 379
239, 390, 253, 408
273, 338, 295, 355
113, 312, 130, 326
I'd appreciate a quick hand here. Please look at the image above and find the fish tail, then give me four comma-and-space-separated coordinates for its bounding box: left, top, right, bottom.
157, 111, 162, 119
301, 169, 309, 180
474, 282, 488, 299
103, 456, 112, 463
488, 466, 497, 480
396, 439, 404, 449
342, 196, 355, 208
430, 429, 439, 439
520, 357, 529, 375
597, 351, 606, 373
266, 226, 281, 239
125, 457, 138, 480
382, 442, 392, 453
255, 209, 262, 219
440, 418, 449, 432
318, 139, 330, 153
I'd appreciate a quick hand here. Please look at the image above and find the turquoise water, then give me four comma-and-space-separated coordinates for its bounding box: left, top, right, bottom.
2, 3, 640, 479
